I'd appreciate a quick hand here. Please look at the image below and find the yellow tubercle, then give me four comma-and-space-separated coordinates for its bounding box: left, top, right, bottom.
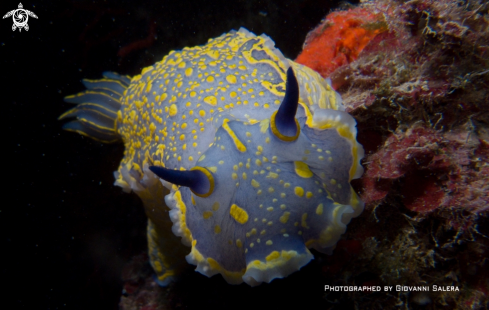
294, 161, 313, 178
294, 186, 304, 197
169, 104, 178, 116
316, 203, 324, 215
279, 212, 290, 224
230, 204, 249, 224
204, 96, 217, 106
259, 119, 270, 133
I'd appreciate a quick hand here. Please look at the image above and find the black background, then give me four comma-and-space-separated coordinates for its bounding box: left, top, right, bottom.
1, 0, 356, 309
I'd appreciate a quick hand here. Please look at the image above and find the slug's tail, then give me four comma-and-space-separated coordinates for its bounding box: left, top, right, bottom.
59, 72, 131, 143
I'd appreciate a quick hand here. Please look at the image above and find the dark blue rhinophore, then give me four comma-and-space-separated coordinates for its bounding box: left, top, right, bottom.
149, 166, 214, 197
270, 67, 300, 141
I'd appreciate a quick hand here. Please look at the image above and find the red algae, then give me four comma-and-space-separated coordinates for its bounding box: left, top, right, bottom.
296, 8, 387, 86
295, 0, 489, 308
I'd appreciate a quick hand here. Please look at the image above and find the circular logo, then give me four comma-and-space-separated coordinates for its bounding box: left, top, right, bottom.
13, 9, 28, 28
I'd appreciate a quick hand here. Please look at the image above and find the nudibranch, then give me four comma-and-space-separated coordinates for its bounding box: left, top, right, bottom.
60, 28, 364, 286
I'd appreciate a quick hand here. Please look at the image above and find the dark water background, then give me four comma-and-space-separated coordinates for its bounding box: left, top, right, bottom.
1, 0, 357, 309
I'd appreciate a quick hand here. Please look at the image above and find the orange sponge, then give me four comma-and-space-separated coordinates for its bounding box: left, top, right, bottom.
296, 8, 386, 80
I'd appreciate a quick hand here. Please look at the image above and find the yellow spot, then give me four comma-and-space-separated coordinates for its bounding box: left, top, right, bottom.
301, 213, 310, 229
179, 134, 185, 141
226, 75, 237, 84
330, 179, 337, 185
236, 239, 243, 248
145, 82, 152, 93
160, 93, 168, 102
232, 173, 238, 180
255, 159, 262, 166
316, 203, 324, 215
284, 183, 290, 188
206, 76, 215, 83
198, 155, 206, 162
279, 212, 290, 224
266, 207, 273, 212
185, 67, 193, 76
207, 50, 219, 59
203, 211, 213, 219
181, 123, 188, 129
214, 225, 221, 234
294, 187, 304, 197
266, 251, 280, 261
233, 165, 238, 171
251, 179, 260, 188
306, 191, 313, 199
208, 166, 217, 173
169, 104, 178, 116
199, 110, 206, 117
268, 187, 275, 193
266, 240, 273, 246
242, 172, 247, 180
230, 91, 237, 98
294, 161, 313, 178
230, 204, 249, 224
189, 156, 194, 161
190, 91, 197, 97
204, 96, 217, 106
212, 202, 220, 211
191, 195, 196, 205
267, 172, 278, 179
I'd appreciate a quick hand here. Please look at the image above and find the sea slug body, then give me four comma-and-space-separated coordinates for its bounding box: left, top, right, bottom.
60, 28, 365, 286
